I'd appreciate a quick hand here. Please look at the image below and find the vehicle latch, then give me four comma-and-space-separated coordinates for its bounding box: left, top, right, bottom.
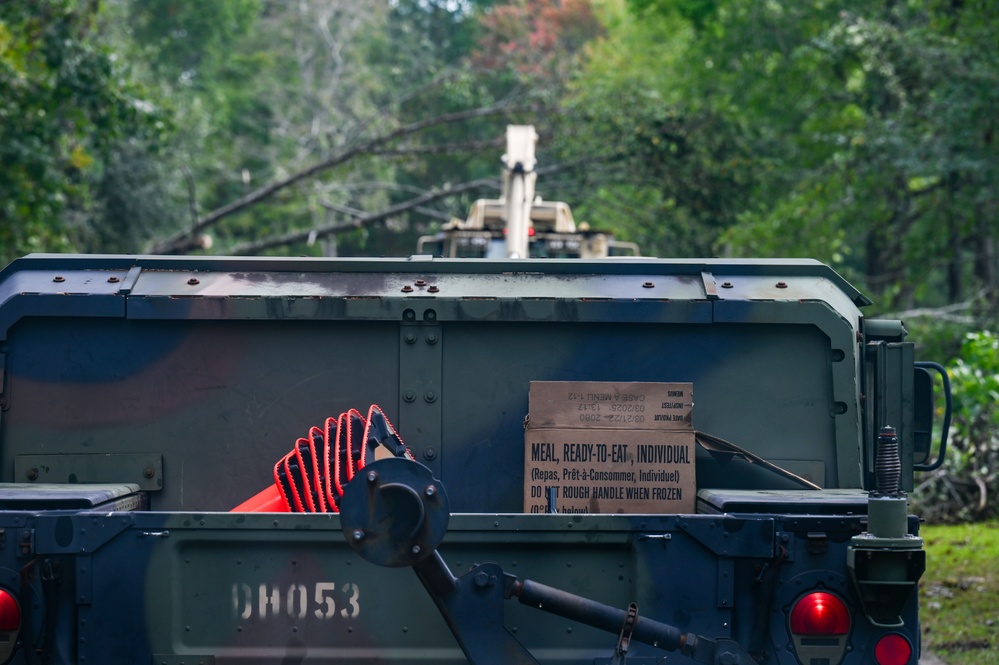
610, 602, 638, 665
806, 532, 827, 555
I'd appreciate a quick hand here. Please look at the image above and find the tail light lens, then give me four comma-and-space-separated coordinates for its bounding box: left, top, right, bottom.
790, 591, 851, 635
787, 591, 852, 665
875, 633, 913, 665
0, 590, 19, 631
0, 588, 21, 664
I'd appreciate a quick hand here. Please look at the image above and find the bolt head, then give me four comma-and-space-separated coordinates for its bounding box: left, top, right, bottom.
352, 529, 365, 542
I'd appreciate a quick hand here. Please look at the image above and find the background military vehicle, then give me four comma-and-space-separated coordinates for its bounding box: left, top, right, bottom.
416, 126, 640, 259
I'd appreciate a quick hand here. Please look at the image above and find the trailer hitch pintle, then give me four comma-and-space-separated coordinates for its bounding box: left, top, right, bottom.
847, 426, 926, 628
342, 458, 758, 665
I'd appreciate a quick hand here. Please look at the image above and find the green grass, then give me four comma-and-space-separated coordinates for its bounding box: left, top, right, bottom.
920, 521, 999, 665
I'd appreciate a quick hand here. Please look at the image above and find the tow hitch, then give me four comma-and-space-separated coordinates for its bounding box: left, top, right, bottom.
340, 457, 756, 665
847, 426, 926, 627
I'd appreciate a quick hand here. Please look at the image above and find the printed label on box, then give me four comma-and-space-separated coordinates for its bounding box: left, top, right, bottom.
525, 381, 696, 514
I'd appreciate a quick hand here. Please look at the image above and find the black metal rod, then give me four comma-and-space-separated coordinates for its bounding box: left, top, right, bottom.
513, 578, 691, 653
413, 550, 458, 598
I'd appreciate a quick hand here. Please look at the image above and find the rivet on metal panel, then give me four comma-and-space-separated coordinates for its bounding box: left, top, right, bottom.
403, 391, 416, 403
428, 285, 439, 293
426, 333, 438, 345
642, 282, 655, 288
401, 285, 414, 293
143, 466, 155, 479
26, 468, 38, 481
53, 276, 65, 283
188, 278, 200, 286
108, 276, 120, 283
776, 282, 788, 289
423, 447, 437, 461
404, 333, 417, 344
424, 391, 437, 403
721, 282, 734, 289
414, 279, 427, 287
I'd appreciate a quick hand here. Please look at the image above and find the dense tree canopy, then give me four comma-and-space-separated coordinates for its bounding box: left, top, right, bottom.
0, 0, 167, 257
1, 0, 997, 327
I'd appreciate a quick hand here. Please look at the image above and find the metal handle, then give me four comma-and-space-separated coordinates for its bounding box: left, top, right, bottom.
914, 361, 951, 472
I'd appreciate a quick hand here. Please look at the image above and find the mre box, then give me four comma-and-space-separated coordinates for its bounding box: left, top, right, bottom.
524, 381, 695, 514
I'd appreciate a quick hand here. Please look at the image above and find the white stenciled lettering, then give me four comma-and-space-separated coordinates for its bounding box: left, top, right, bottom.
287, 584, 308, 619
340, 583, 360, 618
314, 582, 336, 618
230, 581, 361, 621
259, 584, 281, 618
232, 583, 252, 620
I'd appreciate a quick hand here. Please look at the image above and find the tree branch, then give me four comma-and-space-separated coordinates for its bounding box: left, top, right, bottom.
223, 176, 500, 255
368, 137, 506, 157
148, 102, 529, 254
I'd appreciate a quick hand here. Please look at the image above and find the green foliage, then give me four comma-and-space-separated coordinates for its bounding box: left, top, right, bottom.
126, 0, 259, 82
914, 331, 999, 523
614, 0, 999, 315
4, 0, 996, 314
550, 0, 754, 256
0, 0, 168, 264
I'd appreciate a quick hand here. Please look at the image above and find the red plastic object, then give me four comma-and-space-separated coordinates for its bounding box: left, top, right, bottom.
230, 484, 290, 513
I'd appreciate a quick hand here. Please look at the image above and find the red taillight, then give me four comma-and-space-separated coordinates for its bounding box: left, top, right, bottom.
790, 592, 850, 635
0, 589, 20, 631
875, 633, 913, 665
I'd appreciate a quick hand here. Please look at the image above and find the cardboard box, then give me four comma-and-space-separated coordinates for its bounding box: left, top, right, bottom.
524, 381, 695, 514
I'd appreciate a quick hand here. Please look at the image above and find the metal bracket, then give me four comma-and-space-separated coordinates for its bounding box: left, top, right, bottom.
34, 513, 135, 554
610, 603, 638, 665
701, 272, 719, 300
15, 453, 163, 491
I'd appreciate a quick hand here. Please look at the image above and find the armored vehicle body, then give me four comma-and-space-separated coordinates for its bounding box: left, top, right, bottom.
0, 253, 945, 664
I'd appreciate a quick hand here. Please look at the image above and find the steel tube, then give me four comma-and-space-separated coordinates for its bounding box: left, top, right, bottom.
514, 578, 689, 652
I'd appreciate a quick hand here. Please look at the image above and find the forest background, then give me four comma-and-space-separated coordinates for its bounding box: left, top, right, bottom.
0, 0, 997, 522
